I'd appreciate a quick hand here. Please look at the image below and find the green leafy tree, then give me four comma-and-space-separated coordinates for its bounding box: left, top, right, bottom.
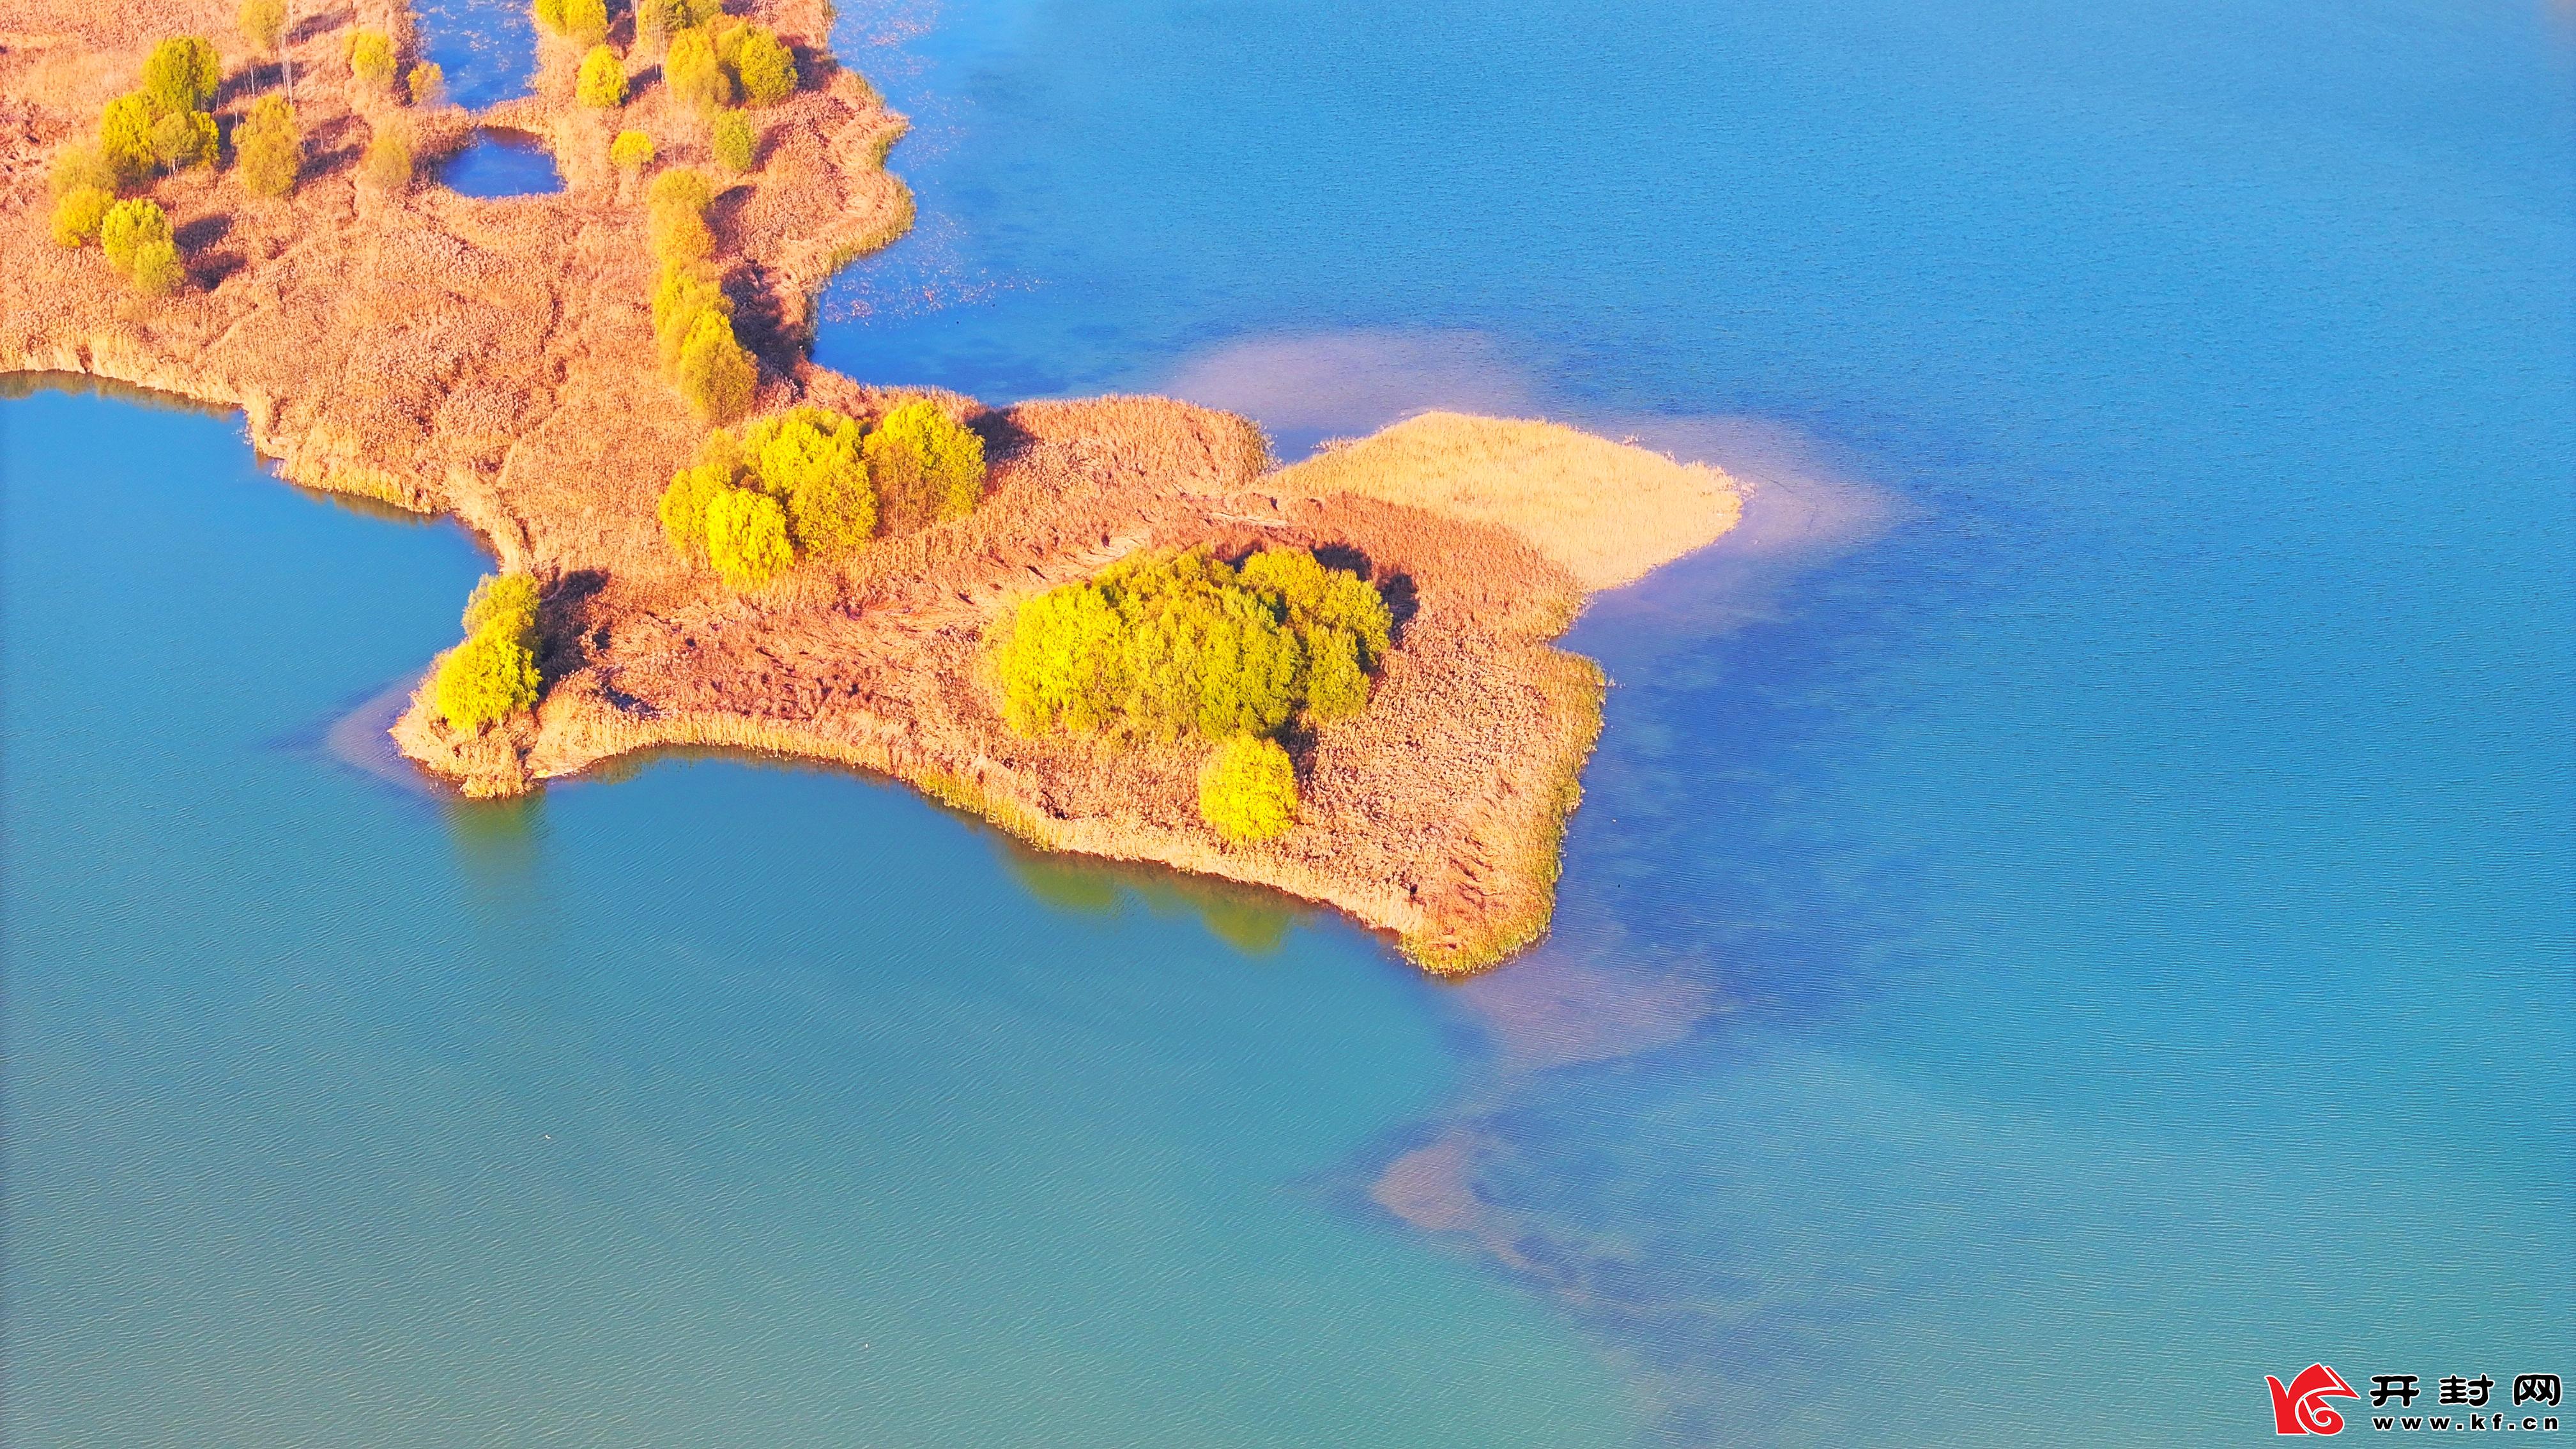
360, 123, 411, 192
1300, 624, 1368, 722
234, 94, 301, 195
461, 571, 541, 645
575, 44, 627, 107
126, 239, 185, 296
99, 197, 172, 275
348, 29, 395, 92
436, 571, 543, 731
50, 185, 112, 247
865, 399, 986, 521
1236, 546, 1393, 662
1198, 735, 1296, 843
560, 0, 608, 45
744, 407, 875, 556
407, 61, 445, 106
436, 625, 541, 729
647, 165, 717, 265
997, 585, 1124, 735
651, 263, 732, 367
435, 582, 544, 733
705, 487, 791, 588
610, 128, 654, 176
647, 164, 714, 214
650, 199, 713, 266
677, 311, 755, 423
142, 36, 223, 115
709, 109, 755, 173
150, 107, 218, 170
663, 29, 732, 111
658, 451, 733, 557
633, 0, 683, 47
238, 0, 285, 56
98, 93, 161, 187
531, 0, 566, 34
990, 547, 1389, 743
728, 26, 793, 105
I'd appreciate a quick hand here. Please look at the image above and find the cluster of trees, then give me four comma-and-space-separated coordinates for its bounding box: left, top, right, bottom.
531, 0, 611, 46
540, 0, 783, 171
97, 199, 184, 294
344, 29, 434, 192
435, 573, 544, 732
93, 37, 222, 187
52, 24, 324, 275
988, 546, 1396, 843
49, 38, 238, 291
663, 15, 795, 112
645, 168, 757, 422
346, 29, 441, 104
661, 5, 785, 173
656, 401, 986, 588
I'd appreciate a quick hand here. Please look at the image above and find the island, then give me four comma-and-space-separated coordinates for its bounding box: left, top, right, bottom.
0, 0, 1740, 971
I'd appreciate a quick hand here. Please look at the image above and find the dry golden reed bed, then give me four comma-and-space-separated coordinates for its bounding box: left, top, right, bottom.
1273, 411, 1743, 592
0, 0, 1738, 971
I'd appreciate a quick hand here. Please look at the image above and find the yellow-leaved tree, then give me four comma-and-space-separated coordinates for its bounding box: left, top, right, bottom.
1199, 735, 1298, 844
233, 95, 302, 197
705, 488, 792, 589
865, 399, 987, 523
436, 572, 543, 731
576, 45, 627, 107
100, 198, 183, 295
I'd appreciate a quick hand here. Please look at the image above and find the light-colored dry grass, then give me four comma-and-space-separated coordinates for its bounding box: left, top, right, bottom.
1271, 410, 1742, 591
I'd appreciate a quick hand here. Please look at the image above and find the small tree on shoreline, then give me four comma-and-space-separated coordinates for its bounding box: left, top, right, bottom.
436, 572, 543, 732
1200, 735, 1298, 843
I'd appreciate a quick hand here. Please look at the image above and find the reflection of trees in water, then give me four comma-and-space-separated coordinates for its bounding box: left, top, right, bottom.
995, 836, 1308, 958
537, 744, 1315, 956
445, 793, 558, 965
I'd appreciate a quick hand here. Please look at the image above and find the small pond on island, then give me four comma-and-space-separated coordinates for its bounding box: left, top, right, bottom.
434, 128, 561, 198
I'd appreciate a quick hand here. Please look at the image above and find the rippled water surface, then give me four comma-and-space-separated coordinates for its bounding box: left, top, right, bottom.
8, 0, 2572, 1445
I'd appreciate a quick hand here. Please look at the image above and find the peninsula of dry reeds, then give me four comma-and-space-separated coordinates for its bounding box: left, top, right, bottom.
0, 0, 1739, 971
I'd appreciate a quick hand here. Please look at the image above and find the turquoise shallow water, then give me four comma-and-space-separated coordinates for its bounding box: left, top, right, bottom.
8, 0, 2573, 1445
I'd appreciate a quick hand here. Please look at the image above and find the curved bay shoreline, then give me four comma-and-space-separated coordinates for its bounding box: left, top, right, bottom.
1, 0, 1739, 971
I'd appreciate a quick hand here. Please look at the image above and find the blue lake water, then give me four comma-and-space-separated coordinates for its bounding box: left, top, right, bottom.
436, 129, 563, 197
6, 1, 2572, 1446
413, 0, 534, 109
